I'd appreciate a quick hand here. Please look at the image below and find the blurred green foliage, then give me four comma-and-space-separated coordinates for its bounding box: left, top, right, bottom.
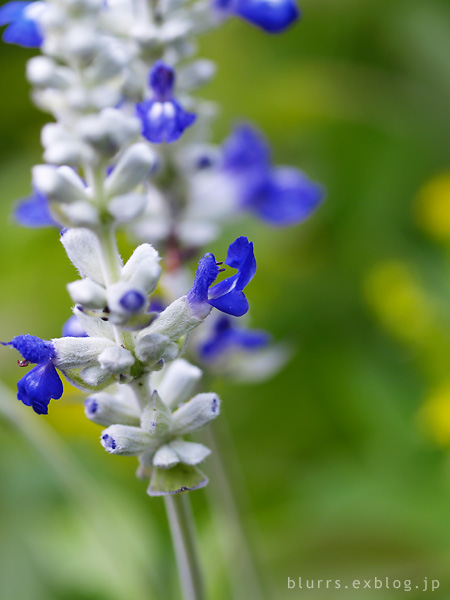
1, 0, 450, 598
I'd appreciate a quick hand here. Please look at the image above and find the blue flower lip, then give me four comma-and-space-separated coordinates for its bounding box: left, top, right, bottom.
3, 334, 56, 364
0, 1, 45, 48
199, 315, 270, 361
2, 334, 63, 414
187, 237, 256, 317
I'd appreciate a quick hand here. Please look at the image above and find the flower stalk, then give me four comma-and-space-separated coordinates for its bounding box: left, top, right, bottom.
165, 494, 206, 600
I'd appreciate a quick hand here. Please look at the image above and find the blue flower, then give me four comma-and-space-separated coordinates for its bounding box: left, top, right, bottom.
187, 236, 256, 317
222, 124, 324, 226
62, 315, 87, 337
14, 188, 58, 228
0, 1, 45, 48
242, 167, 324, 226
199, 315, 270, 361
214, 0, 299, 34
136, 61, 196, 144
222, 124, 270, 173
3, 334, 63, 415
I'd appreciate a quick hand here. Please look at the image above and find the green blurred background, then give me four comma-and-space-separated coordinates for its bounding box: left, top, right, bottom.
1, 0, 450, 598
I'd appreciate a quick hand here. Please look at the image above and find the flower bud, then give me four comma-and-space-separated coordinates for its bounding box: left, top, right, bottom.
55, 201, 99, 227
105, 143, 157, 197
169, 439, 211, 465
177, 60, 216, 91
86, 42, 127, 82
158, 359, 202, 409
121, 244, 161, 294
100, 425, 155, 456
106, 281, 148, 324
84, 391, 140, 426
52, 337, 116, 369
60, 228, 105, 285
152, 444, 179, 469
27, 56, 71, 89
79, 365, 113, 388
97, 346, 135, 374
141, 390, 172, 436
73, 307, 115, 341
32, 165, 87, 204
171, 393, 220, 435
67, 279, 107, 309
138, 297, 207, 344
78, 109, 140, 157
135, 333, 178, 363
108, 193, 147, 223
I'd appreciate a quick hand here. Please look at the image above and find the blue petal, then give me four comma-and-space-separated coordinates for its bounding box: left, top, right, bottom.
0, 1, 29, 25
235, 0, 299, 33
14, 189, 58, 227
5, 334, 55, 363
2, 8, 43, 47
62, 315, 87, 337
17, 362, 63, 415
226, 236, 256, 290
187, 253, 219, 305
149, 60, 175, 101
222, 124, 271, 173
208, 237, 256, 298
208, 290, 249, 316
208, 273, 238, 299
200, 315, 270, 360
243, 167, 324, 226
136, 99, 196, 144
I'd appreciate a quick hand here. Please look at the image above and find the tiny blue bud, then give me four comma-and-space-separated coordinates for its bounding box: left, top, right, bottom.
119, 290, 146, 313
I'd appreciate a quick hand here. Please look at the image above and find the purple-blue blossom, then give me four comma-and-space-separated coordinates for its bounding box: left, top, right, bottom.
222, 124, 324, 226
14, 188, 58, 228
0, 1, 45, 47
187, 236, 256, 317
62, 315, 87, 337
214, 0, 299, 34
2, 334, 63, 415
136, 61, 196, 144
199, 315, 270, 361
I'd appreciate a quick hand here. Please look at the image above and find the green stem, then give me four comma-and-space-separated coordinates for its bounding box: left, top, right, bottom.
164, 494, 205, 600
203, 422, 267, 600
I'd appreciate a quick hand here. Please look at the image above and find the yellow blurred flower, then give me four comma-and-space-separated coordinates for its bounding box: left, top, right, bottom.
419, 384, 450, 447
364, 260, 433, 345
415, 172, 450, 241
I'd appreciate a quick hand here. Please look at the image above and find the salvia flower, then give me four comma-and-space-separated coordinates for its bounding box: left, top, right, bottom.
3, 335, 63, 415
62, 315, 87, 338
187, 236, 256, 317
199, 315, 270, 361
14, 187, 58, 228
0, 1, 45, 47
223, 124, 324, 226
214, 0, 299, 34
136, 61, 196, 144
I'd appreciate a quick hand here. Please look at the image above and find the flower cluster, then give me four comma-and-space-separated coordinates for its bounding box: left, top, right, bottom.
2, 0, 320, 498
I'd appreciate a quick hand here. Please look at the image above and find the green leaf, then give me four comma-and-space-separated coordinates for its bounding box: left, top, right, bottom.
147, 464, 208, 496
